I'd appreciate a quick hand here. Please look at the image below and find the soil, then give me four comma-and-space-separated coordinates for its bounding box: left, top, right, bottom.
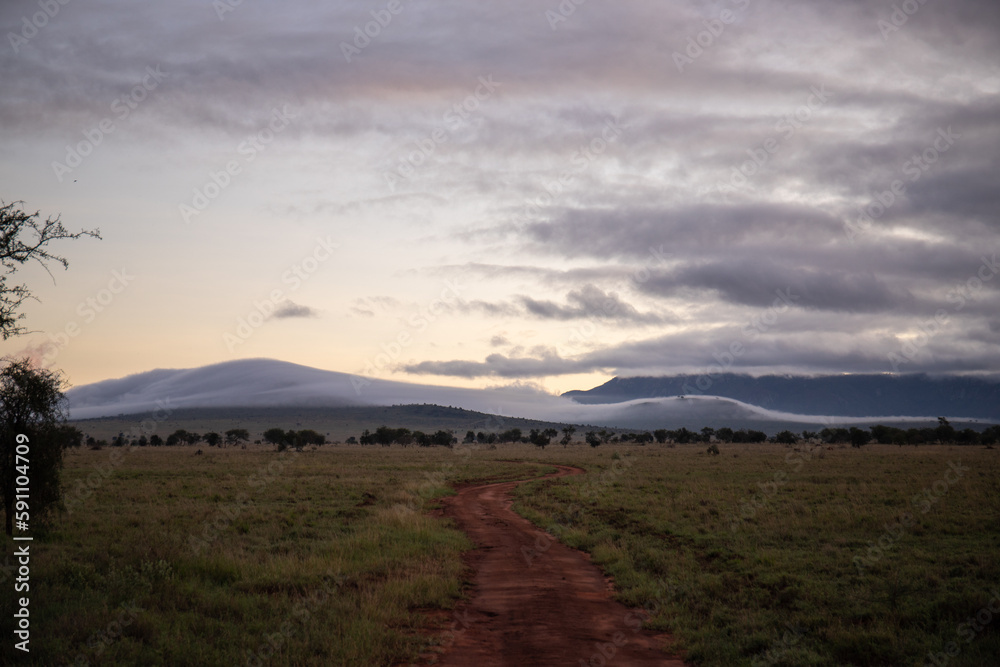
421, 463, 687, 666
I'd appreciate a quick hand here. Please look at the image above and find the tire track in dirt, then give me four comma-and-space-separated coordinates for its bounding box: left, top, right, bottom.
431, 463, 687, 666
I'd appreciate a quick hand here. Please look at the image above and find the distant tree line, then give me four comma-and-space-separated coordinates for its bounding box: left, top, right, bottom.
356, 427, 455, 447
350, 417, 999, 449
77, 417, 1000, 453
262, 428, 326, 451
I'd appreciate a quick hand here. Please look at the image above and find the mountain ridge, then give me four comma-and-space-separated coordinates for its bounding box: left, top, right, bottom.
562, 373, 1000, 421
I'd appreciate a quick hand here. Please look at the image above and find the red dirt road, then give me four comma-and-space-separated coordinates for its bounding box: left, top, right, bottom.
434, 464, 686, 666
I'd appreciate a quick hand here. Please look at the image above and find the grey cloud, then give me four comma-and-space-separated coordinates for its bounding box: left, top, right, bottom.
273, 302, 317, 319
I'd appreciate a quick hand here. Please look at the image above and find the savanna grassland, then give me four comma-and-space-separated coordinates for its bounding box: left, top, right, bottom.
3, 441, 999, 666
1, 446, 551, 666
511, 443, 1000, 666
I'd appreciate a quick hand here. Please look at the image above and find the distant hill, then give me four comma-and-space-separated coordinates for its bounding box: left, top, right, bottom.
66, 359, 997, 434
562, 374, 1000, 421
67, 405, 583, 443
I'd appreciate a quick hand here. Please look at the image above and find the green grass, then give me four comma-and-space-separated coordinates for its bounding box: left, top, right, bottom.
1, 445, 546, 666
4, 441, 998, 665
510, 443, 1000, 666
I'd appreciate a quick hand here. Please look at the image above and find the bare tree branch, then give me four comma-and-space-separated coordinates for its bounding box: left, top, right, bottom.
0, 201, 101, 339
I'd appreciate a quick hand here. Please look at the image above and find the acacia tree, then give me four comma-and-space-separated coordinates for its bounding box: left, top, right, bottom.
225, 428, 250, 447
0, 359, 66, 535
0, 202, 98, 535
0, 201, 100, 338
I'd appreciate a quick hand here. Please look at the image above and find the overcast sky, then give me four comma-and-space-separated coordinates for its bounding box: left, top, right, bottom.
1, 0, 998, 394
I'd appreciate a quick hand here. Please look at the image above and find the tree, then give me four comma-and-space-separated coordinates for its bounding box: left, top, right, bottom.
673, 427, 695, 444
263, 428, 287, 448
700, 427, 716, 442
204, 432, 222, 447
224, 428, 250, 447
849, 427, 869, 448
716, 427, 734, 443
560, 426, 576, 446
0, 202, 100, 339
775, 430, 797, 445
50, 424, 83, 449
935, 417, 955, 443
653, 429, 669, 444
1, 359, 67, 535
499, 428, 522, 443
431, 430, 454, 447
585, 431, 602, 447
296, 429, 326, 446
529, 428, 558, 448
149, 434, 163, 447
463, 430, 476, 444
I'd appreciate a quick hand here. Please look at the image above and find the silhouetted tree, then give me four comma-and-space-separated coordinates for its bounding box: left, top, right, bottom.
263, 428, 287, 448
775, 430, 797, 445
1, 359, 67, 535
225, 428, 250, 447
0, 201, 99, 339
935, 417, 955, 443
529, 428, 558, 448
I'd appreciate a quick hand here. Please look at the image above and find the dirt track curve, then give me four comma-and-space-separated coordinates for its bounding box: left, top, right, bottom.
430, 463, 687, 666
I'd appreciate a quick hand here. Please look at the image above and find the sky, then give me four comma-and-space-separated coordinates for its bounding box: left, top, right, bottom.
1, 0, 998, 395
